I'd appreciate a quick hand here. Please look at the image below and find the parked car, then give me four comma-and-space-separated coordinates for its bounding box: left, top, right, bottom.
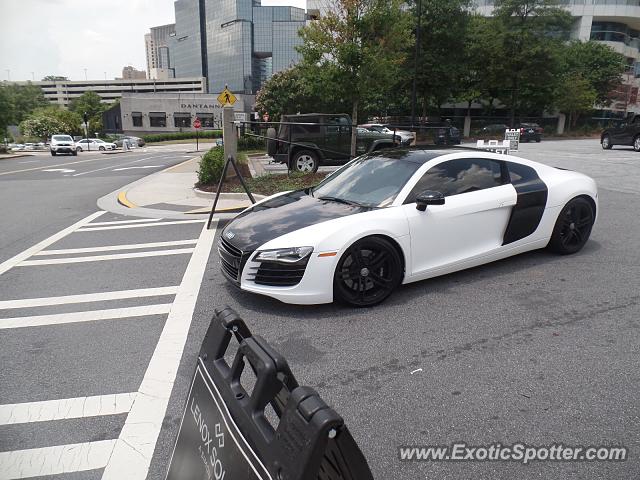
434, 122, 461, 145
50, 135, 77, 156
75, 138, 116, 152
266, 113, 404, 173
360, 123, 414, 144
481, 124, 509, 135
113, 135, 145, 148
601, 114, 640, 151
516, 123, 543, 143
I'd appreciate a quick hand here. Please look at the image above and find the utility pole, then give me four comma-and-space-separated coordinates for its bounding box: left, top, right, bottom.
5, 69, 9, 81
84, 68, 88, 81
410, 0, 422, 127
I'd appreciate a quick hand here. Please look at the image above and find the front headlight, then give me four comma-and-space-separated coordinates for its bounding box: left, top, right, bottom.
254, 246, 313, 264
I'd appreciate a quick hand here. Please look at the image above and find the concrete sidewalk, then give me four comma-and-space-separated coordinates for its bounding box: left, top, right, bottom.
98, 155, 264, 219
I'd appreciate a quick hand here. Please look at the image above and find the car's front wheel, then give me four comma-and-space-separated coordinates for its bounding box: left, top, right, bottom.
292, 150, 319, 173
50, 151, 56, 156
601, 134, 613, 150
333, 236, 403, 307
76, 146, 83, 152
633, 135, 640, 152
99, 146, 105, 151
72, 150, 77, 156
548, 197, 594, 255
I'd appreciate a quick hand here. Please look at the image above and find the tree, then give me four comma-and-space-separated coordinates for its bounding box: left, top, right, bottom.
42, 76, 69, 82
560, 41, 626, 106
298, 0, 413, 156
555, 74, 597, 130
1, 83, 48, 124
19, 106, 82, 140
69, 91, 104, 118
409, 0, 471, 116
255, 66, 321, 121
0, 87, 14, 137
493, 0, 572, 124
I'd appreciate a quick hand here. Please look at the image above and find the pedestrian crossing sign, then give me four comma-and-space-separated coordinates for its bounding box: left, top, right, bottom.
217, 87, 237, 106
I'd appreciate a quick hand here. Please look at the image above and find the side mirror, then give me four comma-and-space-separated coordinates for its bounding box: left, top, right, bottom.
416, 190, 445, 211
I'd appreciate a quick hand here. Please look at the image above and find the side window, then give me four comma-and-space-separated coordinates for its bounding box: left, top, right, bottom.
507, 162, 538, 185
404, 158, 503, 203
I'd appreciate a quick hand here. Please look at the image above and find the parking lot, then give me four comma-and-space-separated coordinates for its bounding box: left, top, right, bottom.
0, 138, 638, 479
150, 139, 640, 479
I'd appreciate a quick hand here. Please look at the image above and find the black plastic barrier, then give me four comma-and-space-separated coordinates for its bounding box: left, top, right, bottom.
166, 306, 374, 480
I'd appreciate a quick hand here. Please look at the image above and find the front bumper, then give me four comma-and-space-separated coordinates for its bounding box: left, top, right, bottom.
51, 145, 76, 152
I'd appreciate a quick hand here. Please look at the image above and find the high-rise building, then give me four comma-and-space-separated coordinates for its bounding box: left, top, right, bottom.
120, 66, 147, 80
170, 0, 306, 95
145, 23, 176, 79
475, 0, 640, 113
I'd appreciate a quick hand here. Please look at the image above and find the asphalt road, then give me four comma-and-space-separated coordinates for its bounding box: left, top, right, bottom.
0, 139, 638, 480
148, 139, 640, 480
0, 146, 195, 265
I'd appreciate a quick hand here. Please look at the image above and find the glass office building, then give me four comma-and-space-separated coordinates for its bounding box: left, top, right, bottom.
171, 0, 305, 94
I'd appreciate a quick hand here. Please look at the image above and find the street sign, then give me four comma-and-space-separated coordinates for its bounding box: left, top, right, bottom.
505, 128, 520, 151
234, 112, 248, 122
193, 118, 202, 129
217, 87, 237, 106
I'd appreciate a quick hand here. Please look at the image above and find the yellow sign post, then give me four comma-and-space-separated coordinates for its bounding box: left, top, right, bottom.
217, 87, 237, 106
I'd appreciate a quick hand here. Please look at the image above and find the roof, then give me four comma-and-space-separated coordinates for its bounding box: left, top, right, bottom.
374, 147, 477, 164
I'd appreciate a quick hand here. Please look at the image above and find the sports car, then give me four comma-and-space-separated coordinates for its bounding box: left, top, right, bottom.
218, 148, 597, 307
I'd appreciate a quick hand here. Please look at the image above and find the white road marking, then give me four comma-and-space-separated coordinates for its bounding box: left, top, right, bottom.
85, 218, 161, 227
72, 154, 173, 177
42, 168, 75, 173
0, 393, 137, 425
112, 165, 162, 171
36, 239, 198, 256
0, 304, 172, 329
0, 211, 105, 276
0, 440, 116, 479
18, 248, 195, 266
410, 368, 423, 375
0, 286, 178, 310
77, 219, 205, 232
102, 221, 218, 479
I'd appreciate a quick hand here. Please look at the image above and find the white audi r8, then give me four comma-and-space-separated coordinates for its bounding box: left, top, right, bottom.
218, 148, 597, 307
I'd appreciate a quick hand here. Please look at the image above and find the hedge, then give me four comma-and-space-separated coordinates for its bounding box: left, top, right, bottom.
142, 130, 222, 143
197, 147, 226, 185
238, 135, 265, 151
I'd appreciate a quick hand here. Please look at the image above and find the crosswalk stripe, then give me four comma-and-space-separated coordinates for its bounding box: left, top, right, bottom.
35, 239, 199, 256
0, 440, 116, 479
0, 393, 137, 425
0, 304, 172, 329
18, 248, 195, 266
0, 286, 178, 310
76, 219, 205, 232
83, 218, 160, 227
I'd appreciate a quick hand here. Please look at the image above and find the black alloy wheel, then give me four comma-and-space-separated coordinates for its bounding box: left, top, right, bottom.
334, 236, 402, 307
601, 134, 612, 150
633, 135, 640, 152
548, 197, 594, 255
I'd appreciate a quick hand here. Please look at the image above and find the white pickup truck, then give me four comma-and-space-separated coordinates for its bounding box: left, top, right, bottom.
50, 135, 77, 156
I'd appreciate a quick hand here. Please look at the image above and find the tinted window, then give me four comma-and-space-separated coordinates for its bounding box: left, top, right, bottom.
404, 158, 503, 203
149, 112, 166, 128
312, 156, 420, 208
52, 135, 73, 142
507, 162, 538, 185
132, 112, 143, 127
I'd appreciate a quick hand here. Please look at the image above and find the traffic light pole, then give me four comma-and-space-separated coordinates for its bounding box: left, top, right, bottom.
83, 112, 90, 152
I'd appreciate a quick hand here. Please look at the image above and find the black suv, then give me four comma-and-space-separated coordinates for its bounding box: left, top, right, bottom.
266, 113, 402, 172
601, 115, 640, 151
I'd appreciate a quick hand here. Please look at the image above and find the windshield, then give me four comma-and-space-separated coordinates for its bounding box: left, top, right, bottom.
52, 135, 72, 142
311, 155, 420, 208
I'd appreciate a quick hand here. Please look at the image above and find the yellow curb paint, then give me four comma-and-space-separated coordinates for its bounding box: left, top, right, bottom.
117, 191, 137, 209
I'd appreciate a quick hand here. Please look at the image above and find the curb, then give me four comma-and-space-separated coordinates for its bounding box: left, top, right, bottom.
192, 188, 265, 201
117, 191, 137, 209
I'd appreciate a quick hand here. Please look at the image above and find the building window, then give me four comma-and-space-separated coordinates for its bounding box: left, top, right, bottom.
197, 113, 218, 129
174, 113, 191, 128
132, 112, 143, 127
149, 112, 167, 128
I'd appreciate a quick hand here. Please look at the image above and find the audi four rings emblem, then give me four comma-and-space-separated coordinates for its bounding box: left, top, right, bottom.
225, 231, 235, 239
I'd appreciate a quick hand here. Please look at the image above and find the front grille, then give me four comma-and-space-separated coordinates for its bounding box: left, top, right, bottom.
218, 238, 244, 284
247, 261, 308, 287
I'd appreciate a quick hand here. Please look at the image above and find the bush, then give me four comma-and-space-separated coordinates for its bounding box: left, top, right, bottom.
142, 130, 222, 143
197, 147, 226, 185
238, 134, 265, 151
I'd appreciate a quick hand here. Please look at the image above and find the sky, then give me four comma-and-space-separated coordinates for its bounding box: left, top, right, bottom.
1, 0, 306, 82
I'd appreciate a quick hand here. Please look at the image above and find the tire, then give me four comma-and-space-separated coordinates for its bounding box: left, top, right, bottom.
50, 151, 56, 156
548, 197, 594, 255
633, 135, 640, 152
76, 146, 83, 152
292, 150, 319, 173
99, 146, 105, 151
535, 137, 541, 143
333, 236, 403, 307
266, 127, 277, 156
601, 134, 613, 150
72, 150, 77, 156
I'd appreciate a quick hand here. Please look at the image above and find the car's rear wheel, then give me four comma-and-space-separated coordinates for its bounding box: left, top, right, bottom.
548, 197, 594, 255
601, 134, 613, 150
266, 127, 277, 156
293, 150, 319, 173
633, 135, 640, 152
334, 236, 403, 307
